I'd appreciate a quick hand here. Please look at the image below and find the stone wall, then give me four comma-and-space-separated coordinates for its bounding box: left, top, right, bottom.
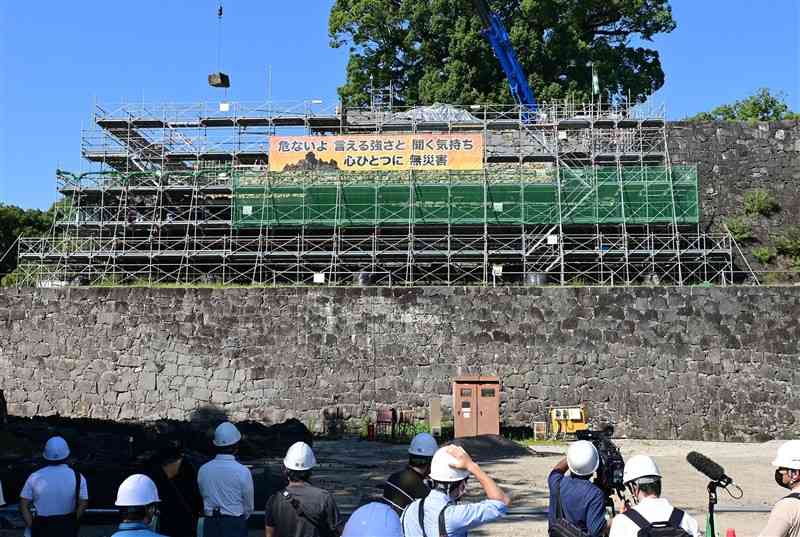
669, 120, 800, 277
668, 120, 800, 228
2, 287, 798, 441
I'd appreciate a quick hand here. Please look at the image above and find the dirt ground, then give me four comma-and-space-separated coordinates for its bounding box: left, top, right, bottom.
312, 437, 781, 537
0, 438, 786, 537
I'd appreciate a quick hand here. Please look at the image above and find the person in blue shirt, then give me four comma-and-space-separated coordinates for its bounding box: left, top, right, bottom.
402, 445, 510, 537
547, 440, 608, 537
111, 474, 167, 537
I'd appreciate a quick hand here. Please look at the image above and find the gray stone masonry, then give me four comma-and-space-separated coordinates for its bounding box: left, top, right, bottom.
1, 286, 798, 441
669, 121, 800, 274
669, 121, 800, 230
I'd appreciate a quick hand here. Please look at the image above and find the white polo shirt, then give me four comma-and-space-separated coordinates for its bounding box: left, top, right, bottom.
610, 497, 700, 537
20, 465, 88, 517
197, 454, 254, 517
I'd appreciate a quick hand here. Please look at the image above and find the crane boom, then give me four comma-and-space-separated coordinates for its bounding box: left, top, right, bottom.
470, 0, 537, 113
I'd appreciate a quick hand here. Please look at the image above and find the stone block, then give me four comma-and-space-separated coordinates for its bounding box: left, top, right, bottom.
192, 387, 211, 401
209, 390, 230, 404
141, 371, 157, 391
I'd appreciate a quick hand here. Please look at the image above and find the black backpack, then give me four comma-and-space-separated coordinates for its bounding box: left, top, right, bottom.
548, 480, 590, 537
622, 508, 692, 537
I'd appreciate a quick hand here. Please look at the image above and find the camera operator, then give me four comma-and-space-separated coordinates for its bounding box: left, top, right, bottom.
548, 440, 608, 537
609, 455, 699, 537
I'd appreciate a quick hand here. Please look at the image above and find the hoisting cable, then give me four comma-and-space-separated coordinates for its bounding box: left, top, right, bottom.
216, 3, 224, 72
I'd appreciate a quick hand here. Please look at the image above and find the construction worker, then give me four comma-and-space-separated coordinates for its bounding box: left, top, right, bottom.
609, 455, 699, 537
547, 440, 607, 537
401, 445, 510, 537
383, 432, 438, 513
759, 440, 800, 537
264, 441, 342, 537
144, 443, 202, 537
341, 500, 402, 537
111, 474, 167, 537
197, 422, 254, 537
19, 436, 88, 537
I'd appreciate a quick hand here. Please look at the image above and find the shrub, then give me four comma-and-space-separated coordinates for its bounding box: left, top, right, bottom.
724, 216, 753, 242
743, 190, 779, 217
752, 247, 775, 265
0, 271, 18, 288
775, 226, 800, 259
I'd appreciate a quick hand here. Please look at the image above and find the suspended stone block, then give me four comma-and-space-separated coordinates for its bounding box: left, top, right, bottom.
208, 72, 230, 88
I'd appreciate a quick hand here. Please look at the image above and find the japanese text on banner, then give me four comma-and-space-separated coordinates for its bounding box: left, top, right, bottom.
268, 133, 484, 172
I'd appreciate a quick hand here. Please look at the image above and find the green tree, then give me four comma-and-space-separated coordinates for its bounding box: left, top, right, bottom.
0, 204, 53, 279
687, 89, 800, 122
329, 0, 676, 106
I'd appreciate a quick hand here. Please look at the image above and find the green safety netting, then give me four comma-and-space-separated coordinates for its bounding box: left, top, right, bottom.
232, 166, 699, 228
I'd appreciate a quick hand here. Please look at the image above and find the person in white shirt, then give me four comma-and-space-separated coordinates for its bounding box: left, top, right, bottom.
610, 454, 699, 537
197, 422, 254, 537
19, 436, 88, 537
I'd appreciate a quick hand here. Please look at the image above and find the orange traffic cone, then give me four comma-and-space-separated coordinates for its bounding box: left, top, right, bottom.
725, 529, 736, 537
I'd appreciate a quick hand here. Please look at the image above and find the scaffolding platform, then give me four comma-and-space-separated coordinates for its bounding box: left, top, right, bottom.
15, 99, 744, 287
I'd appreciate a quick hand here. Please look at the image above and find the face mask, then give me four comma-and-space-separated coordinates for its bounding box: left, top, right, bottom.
450, 480, 468, 501
775, 469, 791, 489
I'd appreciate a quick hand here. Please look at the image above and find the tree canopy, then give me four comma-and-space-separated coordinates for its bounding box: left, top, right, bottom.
0, 204, 53, 281
686, 88, 800, 122
329, 0, 676, 107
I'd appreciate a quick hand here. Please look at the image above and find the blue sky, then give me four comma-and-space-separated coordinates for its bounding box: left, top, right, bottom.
1, 0, 798, 209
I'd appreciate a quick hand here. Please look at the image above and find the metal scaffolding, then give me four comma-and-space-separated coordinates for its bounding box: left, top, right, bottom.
17, 99, 737, 287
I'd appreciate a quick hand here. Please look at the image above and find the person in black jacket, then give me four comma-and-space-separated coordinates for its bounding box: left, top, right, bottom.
144, 443, 202, 537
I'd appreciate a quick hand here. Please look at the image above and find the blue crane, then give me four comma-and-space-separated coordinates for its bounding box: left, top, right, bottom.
470, 0, 538, 116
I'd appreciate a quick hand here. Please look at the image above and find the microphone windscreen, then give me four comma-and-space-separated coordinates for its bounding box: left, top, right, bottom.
686, 451, 726, 481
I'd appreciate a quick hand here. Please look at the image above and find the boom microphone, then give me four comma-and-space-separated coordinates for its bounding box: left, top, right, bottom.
686, 451, 734, 486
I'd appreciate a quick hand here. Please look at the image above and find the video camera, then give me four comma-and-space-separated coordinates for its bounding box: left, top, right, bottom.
575, 425, 625, 505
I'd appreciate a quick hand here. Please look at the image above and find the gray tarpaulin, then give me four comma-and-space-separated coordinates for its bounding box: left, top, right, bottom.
389, 103, 480, 123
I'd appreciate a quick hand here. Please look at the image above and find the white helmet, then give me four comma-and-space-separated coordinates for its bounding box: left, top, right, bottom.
43, 436, 70, 461
428, 446, 470, 482
115, 474, 160, 506
213, 422, 242, 447
409, 433, 438, 458
772, 440, 800, 470
567, 440, 599, 476
284, 442, 317, 471
623, 455, 662, 484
